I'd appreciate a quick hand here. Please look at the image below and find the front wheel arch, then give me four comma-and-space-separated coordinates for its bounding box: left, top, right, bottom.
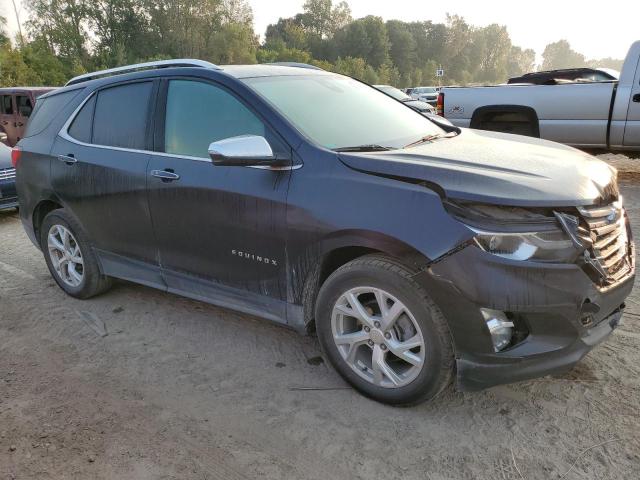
301, 239, 432, 333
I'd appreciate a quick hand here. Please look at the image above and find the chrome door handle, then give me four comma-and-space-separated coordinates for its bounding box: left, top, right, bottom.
58, 154, 77, 165
151, 169, 180, 181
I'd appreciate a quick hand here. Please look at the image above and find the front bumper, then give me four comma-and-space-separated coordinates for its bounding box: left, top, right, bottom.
416, 244, 635, 391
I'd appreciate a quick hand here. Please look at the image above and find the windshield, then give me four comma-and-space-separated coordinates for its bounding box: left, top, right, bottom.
376, 85, 411, 101
243, 75, 443, 150
417, 87, 437, 94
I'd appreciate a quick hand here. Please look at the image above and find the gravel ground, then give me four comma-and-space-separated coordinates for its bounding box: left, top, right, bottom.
1, 184, 639, 480
596, 152, 640, 182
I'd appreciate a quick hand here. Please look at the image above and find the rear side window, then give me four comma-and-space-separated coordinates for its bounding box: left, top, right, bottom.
68, 96, 96, 143
164, 80, 265, 158
16, 95, 33, 117
92, 82, 152, 150
0, 95, 13, 115
24, 89, 81, 138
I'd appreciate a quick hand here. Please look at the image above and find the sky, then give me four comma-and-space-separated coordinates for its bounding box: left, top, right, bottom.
3, 0, 636, 61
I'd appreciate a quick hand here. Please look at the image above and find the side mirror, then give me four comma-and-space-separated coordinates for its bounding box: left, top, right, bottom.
0, 132, 7, 145
209, 135, 277, 167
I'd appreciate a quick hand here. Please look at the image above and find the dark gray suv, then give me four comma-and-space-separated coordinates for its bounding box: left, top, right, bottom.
15, 60, 635, 405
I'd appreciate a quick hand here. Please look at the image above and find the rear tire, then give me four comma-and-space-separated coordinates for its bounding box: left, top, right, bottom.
40, 209, 112, 299
315, 255, 454, 406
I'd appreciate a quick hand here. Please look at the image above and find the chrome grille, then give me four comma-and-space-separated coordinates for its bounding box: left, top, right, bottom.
0, 167, 16, 181
578, 202, 633, 286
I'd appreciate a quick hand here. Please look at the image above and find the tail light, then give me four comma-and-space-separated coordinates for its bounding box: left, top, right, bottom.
436, 92, 444, 116
11, 146, 22, 168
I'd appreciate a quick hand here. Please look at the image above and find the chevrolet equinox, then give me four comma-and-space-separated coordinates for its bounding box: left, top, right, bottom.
14, 60, 635, 405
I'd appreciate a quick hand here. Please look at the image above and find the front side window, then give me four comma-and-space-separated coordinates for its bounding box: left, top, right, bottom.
164, 80, 265, 158
16, 95, 33, 117
92, 82, 152, 150
0, 95, 13, 115
243, 74, 442, 150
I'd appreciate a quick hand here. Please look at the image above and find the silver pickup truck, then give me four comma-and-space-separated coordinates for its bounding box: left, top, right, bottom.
439, 41, 640, 150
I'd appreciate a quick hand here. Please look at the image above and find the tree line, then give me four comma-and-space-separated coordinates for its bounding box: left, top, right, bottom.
0, 0, 625, 88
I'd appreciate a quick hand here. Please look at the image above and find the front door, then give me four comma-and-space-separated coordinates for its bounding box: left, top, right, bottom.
51, 80, 161, 285
147, 78, 292, 322
623, 57, 640, 146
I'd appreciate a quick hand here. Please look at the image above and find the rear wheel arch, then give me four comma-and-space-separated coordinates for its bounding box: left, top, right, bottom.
33, 199, 63, 242
470, 105, 540, 138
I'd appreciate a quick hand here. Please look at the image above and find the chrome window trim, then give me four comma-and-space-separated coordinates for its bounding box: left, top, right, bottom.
58, 90, 301, 171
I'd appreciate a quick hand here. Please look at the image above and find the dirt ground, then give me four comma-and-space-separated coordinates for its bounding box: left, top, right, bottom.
1, 176, 640, 479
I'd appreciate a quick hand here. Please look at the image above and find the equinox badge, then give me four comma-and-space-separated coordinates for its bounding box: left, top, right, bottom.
232, 249, 278, 266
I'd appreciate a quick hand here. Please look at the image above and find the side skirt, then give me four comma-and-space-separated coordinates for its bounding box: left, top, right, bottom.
94, 249, 305, 331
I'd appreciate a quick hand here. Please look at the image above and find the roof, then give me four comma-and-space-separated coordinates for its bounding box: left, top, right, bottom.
219, 64, 331, 79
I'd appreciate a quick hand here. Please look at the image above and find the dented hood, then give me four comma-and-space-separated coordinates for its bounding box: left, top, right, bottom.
338, 129, 617, 207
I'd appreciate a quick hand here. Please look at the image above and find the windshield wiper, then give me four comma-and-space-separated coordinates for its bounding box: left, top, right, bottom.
334, 144, 393, 152
403, 132, 457, 149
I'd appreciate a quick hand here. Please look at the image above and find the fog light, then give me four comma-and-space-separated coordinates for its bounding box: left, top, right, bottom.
481, 309, 515, 352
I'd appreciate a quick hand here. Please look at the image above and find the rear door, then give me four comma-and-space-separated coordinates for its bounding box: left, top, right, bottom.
147, 78, 292, 321
623, 57, 640, 146
51, 80, 161, 286
0, 94, 17, 146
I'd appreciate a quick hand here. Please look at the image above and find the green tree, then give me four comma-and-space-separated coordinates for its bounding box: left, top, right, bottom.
475, 24, 511, 83
334, 16, 388, 68
302, 0, 351, 38
26, 0, 92, 69
386, 21, 416, 77
0, 46, 42, 86
587, 57, 623, 71
0, 15, 10, 46
542, 40, 586, 70
506, 46, 536, 78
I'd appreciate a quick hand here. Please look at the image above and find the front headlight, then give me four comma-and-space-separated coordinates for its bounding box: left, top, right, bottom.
472, 229, 579, 262
445, 201, 582, 263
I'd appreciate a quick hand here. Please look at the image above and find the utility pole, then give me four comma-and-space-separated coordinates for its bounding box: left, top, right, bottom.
10, 0, 25, 46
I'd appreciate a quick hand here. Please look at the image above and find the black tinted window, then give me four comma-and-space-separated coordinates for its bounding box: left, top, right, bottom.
164, 80, 265, 158
24, 89, 81, 138
68, 95, 96, 143
1, 95, 13, 115
16, 95, 33, 117
93, 82, 152, 150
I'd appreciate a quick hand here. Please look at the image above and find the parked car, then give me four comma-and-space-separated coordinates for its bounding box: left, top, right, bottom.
374, 85, 436, 114
0, 87, 55, 147
16, 60, 634, 405
508, 67, 619, 85
0, 132, 18, 210
409, 86, 439, 105
439, 41, 640, 150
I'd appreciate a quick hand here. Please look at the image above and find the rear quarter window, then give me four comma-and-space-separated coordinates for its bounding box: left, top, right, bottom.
24, 89, 82, 138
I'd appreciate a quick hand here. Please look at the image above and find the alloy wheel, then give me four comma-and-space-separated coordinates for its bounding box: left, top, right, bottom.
331, 287, 425, 388
47, 224, 84, 288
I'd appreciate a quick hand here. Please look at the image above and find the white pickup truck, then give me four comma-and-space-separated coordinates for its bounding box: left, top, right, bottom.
439, 41, 640, 150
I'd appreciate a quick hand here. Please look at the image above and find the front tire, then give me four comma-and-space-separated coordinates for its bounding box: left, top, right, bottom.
315, 255, 454, 405
40, 209, 112, 299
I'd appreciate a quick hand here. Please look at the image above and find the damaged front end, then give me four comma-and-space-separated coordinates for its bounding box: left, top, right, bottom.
414, 192, 635, 391
444, 196, 635, 292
